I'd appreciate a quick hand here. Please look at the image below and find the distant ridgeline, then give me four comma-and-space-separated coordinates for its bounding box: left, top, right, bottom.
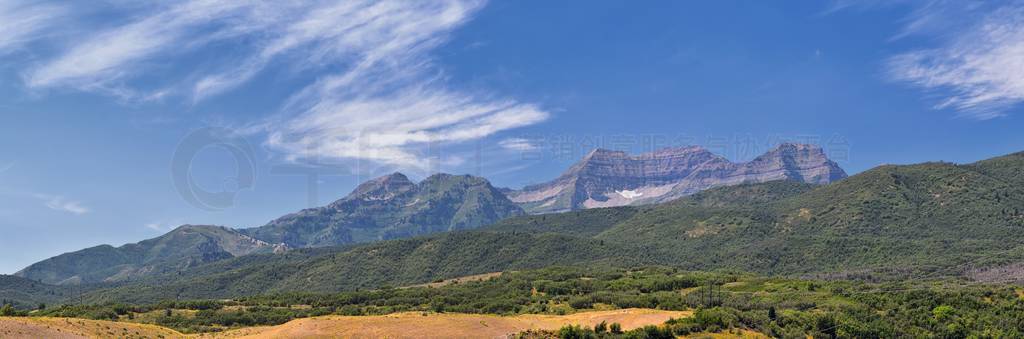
15, 173, 524, 285
8, 148, 1024, 306
13, 144, 844, 286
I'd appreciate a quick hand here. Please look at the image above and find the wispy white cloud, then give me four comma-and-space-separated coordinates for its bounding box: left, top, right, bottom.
144, 219, 182, 232
267, 87, 548, 169
499, 138, 540, 152
0, 0, 65, 53
34, 194, 90, 215
246, 0, 550, 170
23, 1, 255, 99
879, 1, 1024, 119
6, 0, 549, 170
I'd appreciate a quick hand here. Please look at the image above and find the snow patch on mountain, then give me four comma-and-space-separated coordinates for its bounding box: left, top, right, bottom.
617, 189, 643, 199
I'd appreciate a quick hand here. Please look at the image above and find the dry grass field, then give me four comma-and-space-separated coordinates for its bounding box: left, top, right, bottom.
208, 308, 691, 338
3, 308, 694, 338
0, 316, 183, 338
3, 308, 778, 339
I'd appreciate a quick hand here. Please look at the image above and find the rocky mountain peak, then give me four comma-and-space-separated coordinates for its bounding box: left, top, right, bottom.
347, 172, 416, 201
761, 143, 824, 158
569, 146, 721, 176
645, 145, 713, 157
421, 173, 493, 188
580, 146, 714, 161
508, 144, 847, 214
582, 148, 626, 159
249, 171, 524, 248
745, 143, 846, 184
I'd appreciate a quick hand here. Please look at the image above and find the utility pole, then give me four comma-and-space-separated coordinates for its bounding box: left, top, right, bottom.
704, 280, 719, 307
708, 281, 714, 307
699, 283, 705, 307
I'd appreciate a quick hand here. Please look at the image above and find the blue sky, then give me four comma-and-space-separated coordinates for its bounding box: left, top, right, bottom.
1, 0, 1023, 273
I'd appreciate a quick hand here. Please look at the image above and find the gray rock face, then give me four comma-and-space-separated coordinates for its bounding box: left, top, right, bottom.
506, 143, 847, 214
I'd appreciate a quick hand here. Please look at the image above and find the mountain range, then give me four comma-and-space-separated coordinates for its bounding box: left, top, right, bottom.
506, 143, 847, 213
15, 143, 842, 286
60, 150, 1024, 303
16, 173, 523, 285
6, 147, 1024, 305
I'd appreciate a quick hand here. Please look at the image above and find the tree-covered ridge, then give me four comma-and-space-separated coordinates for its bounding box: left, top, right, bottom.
79, 231, 635, 304
13, 225, 275, 285
596, 155, 1024, 277
0, 275, 71, 310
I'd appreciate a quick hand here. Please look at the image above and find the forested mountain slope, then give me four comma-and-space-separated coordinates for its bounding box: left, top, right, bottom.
0, 275, 71, 310
59, 151, 1024, 303
14, 225, 276, 285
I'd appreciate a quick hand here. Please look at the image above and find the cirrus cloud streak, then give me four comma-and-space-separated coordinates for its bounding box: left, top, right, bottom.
4, 0, 549, 169
882, 1, 1024, 119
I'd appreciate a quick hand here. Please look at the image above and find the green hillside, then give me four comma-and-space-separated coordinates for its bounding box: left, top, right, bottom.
82, 231, 640, 303
0, 275, 71, 310
480, 206, 641, 237
596, 156, 1024, 277
41, 151, 1024, 304
14, 225, 275, 285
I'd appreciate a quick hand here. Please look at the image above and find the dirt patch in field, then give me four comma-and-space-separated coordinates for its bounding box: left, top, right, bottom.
403, 272, 504, 289
0, 316, 183, 339
209, 308, 691, 339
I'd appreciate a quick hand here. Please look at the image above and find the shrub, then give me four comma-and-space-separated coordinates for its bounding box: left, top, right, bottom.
557, 324, 596, 339
610, 322, 623, 334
